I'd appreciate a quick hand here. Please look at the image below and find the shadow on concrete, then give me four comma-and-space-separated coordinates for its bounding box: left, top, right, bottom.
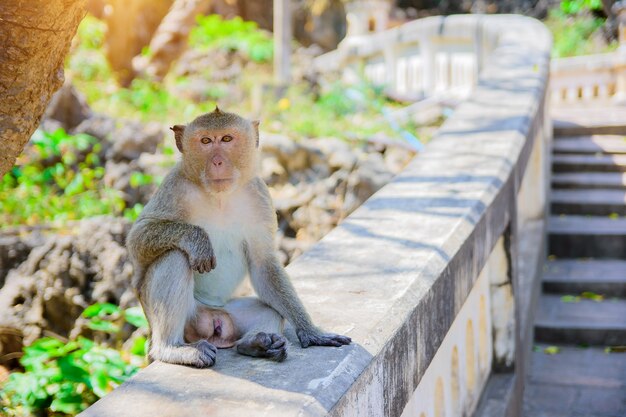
83, 330, 373, 416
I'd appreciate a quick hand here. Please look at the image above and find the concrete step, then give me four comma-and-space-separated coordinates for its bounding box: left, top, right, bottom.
548, 215, 626, 258
551, 189, 626, 215
553, 135, 626, 154
552, 172, 626, 189
523, 345, 626, 417
543, 259, 626, 297
553, 154, 626, 173
552, 105, 626, 137
535, 295, 626, 345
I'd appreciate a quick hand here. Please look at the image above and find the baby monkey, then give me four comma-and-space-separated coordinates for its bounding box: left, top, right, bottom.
127, 107, 350, 367
185, 297, 287, 361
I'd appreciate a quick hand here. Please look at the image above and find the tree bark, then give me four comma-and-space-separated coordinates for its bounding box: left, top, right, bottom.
103, 0, 173, 86
0, 0, 86, 179
132, 0, 212, 80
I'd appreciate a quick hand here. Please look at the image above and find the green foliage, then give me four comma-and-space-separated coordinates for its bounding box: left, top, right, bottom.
561, 294, 581, 303
266, 81, 410, 140
545, 9, 618, 58
66, 15, 111, 83
0, 304, 148, 416
543, 345, 560, 355
110, 79, 177, 117
189, 15, 273, 62
560, 0, 603, 15
0, 129, 128, 227
580, 291, 604, 301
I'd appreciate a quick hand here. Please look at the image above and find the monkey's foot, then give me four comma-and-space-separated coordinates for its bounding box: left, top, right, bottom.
296, 329, 352, 348
151, 340, 217, 368
236, 332, 287, 362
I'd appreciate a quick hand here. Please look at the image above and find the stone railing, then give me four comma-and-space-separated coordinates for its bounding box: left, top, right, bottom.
550, 52, 626, 103
81, 14, 551, 417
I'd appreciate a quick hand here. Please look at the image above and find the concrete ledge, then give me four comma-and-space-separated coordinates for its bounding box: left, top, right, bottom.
81, 15, 551, 417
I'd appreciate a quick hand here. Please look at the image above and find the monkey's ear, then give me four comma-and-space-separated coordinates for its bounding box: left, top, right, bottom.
251, 120, 260, 148
170, 125, 186, 153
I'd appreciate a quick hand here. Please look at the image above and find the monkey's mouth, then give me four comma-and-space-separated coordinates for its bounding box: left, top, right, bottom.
213, 318, 223, 337
210, 178, 233, 185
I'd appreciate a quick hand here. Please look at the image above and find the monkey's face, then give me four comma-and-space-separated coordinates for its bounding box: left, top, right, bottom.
173, 111, 259, 193
187, 126, 256, 193
185, 308, 239, 348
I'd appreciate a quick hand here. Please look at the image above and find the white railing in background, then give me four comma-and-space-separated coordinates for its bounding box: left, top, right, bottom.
315, 18, 484, 103
551, 52, 626, 103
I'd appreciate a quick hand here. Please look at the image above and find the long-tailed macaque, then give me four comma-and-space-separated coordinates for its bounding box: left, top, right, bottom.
126, 108, 351, 367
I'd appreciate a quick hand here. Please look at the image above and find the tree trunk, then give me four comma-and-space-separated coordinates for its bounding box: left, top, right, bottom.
132, 0, 212, 80
0, 0, 86, 179
103, 0, 173, 86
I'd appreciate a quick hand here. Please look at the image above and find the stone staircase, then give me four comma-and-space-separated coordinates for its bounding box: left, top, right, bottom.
523, 133, 626, 416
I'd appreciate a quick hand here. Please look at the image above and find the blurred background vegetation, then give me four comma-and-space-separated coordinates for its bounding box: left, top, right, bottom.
0, 0, 619, 415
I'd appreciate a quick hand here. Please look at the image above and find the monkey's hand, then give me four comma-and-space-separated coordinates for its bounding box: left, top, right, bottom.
296, 328, 352, 348
182, 226, 217, 274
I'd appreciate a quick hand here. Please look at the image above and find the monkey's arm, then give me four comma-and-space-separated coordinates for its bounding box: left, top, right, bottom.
127, 218, 216, 274
247, 252, 351, 348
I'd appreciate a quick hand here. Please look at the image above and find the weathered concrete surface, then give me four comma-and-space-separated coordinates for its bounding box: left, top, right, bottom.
552, 172, 626, 189
551, 189, 626, 215
81, 14, 551, 417
543, 259, 626, 296
548, 215, 626, 258
524, 346, 626, 417
553, 105, 626, 136
535, 295, 626, 345
553, 136, 626, 154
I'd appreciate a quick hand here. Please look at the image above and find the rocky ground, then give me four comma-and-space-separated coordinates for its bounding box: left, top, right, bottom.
0, 82, 416, 368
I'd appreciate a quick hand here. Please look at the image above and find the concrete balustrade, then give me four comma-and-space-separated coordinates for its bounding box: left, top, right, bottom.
80, 14, 551, 417
550, 53, 626, 103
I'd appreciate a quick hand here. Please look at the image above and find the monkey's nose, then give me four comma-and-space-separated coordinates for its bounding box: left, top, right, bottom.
212, 156, 224, 167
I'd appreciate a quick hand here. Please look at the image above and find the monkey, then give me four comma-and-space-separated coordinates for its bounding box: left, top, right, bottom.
185, 297, 287, 361
126, 107, 351, 367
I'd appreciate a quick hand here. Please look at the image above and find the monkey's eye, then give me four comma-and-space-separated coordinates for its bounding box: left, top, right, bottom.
200, 137, 212, 144
221, 135, 233, 143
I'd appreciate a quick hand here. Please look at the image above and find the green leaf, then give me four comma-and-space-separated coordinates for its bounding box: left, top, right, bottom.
57, 356, 89, 383
89, 370, 112, 398
83, 303, 121, 318
604, 345, 626, 353
561, 295, 580, 303
130, 336, 148, 356
124, 307, 148, 329
544, 346, 560, 355
86, 319, 121, 334
50, 388, 87, 414
581, 291, 604, 301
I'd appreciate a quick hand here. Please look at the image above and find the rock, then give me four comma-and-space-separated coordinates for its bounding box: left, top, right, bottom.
105, 121, 163, 162
0, 217, 135, 362
261, 133, 308, 172
73, 115, 164, 163
384, 146, 414, 174
72, 113, 117, 142
43, 81, 92, 131
0, 231, 46, 287
310, 137, 357, 172
261, 155, 288, 186
344, 152, 393, 213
